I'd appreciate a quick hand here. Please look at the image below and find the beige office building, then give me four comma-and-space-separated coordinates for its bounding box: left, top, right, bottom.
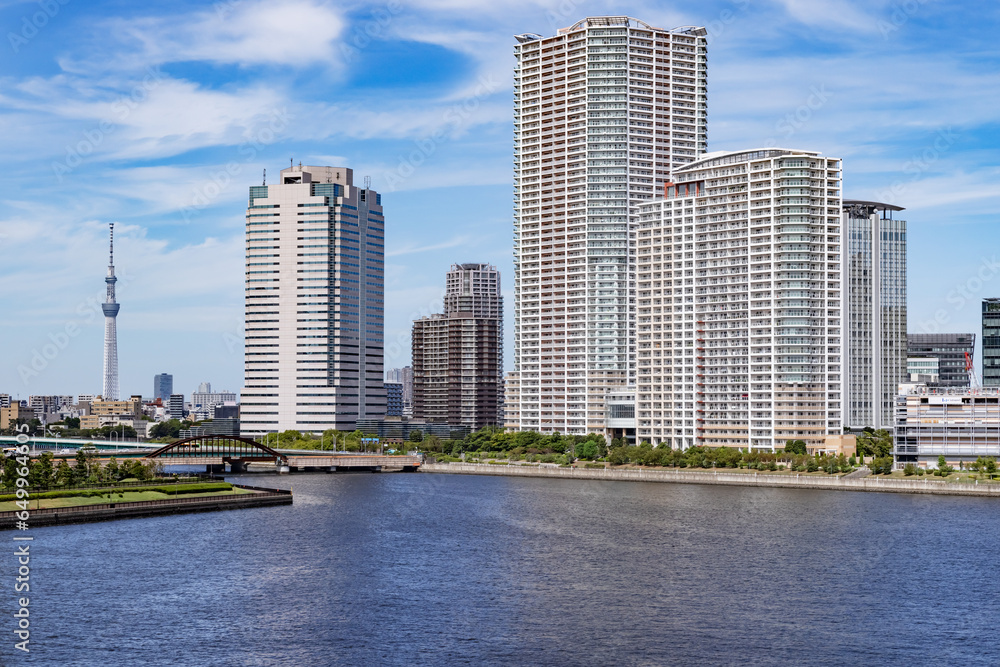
507, 16, 708, 435
635, 148, 843, 450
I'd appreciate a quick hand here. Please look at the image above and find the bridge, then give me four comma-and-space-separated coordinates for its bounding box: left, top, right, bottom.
3, 434, 423, 473
146, 436, 422, 473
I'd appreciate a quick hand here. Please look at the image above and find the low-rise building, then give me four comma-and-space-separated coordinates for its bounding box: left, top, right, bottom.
895, 383, 1000, 468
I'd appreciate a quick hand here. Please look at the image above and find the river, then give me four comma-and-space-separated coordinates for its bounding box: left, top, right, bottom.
14, 472, 1000, 665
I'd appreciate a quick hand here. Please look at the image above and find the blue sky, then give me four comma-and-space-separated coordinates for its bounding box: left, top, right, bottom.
1, 0, 998, 400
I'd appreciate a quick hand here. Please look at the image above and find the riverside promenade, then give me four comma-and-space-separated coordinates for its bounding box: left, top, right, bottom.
421, 463, 1000, 497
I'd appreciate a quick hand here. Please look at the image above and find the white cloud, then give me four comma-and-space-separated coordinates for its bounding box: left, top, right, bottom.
102, 0, 346, 69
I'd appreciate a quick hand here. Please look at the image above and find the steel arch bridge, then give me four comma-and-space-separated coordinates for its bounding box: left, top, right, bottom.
146, 435, 286, 465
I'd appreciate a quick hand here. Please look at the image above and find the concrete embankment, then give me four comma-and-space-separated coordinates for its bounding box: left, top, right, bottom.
421, 463, 1000, 497
0, 485, 292, 530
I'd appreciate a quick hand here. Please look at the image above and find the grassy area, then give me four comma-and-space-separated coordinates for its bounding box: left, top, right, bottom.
0, 486, 253, 512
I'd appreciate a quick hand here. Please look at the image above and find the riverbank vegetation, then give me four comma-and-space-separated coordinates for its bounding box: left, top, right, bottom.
1, 450, 161, 491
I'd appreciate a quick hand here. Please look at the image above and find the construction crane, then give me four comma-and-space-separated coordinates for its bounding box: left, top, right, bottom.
966, 351, 981, 389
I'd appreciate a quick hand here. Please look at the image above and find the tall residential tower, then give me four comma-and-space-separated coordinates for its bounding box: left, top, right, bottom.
102, 222, 120, 401
240, 166, 386, 435
635, 149, 843, 450
412, 263, 504, 430
508, 17, 708, 435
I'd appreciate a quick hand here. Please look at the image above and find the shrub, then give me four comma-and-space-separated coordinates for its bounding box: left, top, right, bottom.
903, 463, 917, 476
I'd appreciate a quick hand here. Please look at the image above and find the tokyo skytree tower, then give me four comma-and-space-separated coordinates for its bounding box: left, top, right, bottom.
102, 222, 120, 400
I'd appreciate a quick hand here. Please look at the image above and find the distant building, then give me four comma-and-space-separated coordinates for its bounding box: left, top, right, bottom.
77, 394, 97, 404
240, 165, 386, 436
843, 200, 907, 430
907, 334, 975, 387
386, 366, 413, 412
907, 357, 940, 384
0, 403, 29, 430
202, 418, 240, 437
153, 373, 173, 402
412, 263, 503, 431
896, 383, 1000, 468
28, 395, 73, 422
168, 394, 185, 421
0, 394, 10, 409
983, 299, 1000, 386
356, 417, 469, 441
384, 382, 403, 417
191, 384, 237, 414
213, 403, 239, 420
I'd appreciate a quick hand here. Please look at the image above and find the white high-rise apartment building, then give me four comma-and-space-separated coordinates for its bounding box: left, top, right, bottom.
507, 16, 708, 435
240, 165, 386, 436
635, 149, 843, 450
842, 200, 906, 430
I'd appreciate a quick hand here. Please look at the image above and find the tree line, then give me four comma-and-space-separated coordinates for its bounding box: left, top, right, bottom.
1, 450, 159, 491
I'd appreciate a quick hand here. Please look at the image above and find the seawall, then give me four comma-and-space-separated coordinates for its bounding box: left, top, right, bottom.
0, 485, 292, 530
421, 463, 1000, 497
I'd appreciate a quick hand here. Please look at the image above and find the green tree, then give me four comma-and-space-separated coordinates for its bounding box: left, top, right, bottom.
870, 456, 894, 475
149, 419, 183, 439
73, 449, 89, 483
872, 429, 893, 458
37, 452, 55, 490
409, 429, 424, 443
105, 457, 121, 481
55, 459, 73, 486
784, 439, 807, 455
2, 458, 18, 489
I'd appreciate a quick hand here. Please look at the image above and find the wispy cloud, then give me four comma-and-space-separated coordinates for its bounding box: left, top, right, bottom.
387, 234, 474, 257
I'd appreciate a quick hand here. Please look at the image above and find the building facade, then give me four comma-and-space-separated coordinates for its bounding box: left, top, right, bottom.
842, 200, 907, 430
983, 299, 1000, 386
168, 394, 185, 421
191, 383, 238, 413
412, 313, 503, 431
896, 384, 1000, 468
153, 373, 173, 402
635, 148, 843, 450
907, 333, 975, 387
508, 17, 708, 435
385, 382, 403, 417
386, 366, 413, 413
240, 165, 386, 435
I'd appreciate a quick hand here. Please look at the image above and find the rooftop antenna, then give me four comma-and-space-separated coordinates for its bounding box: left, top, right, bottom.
364, 175, 371, 190
290, 158, 293, 169
262, 168, 266, 186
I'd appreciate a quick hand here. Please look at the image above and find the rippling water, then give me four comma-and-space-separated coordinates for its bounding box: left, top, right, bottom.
14, 472, 1000, 665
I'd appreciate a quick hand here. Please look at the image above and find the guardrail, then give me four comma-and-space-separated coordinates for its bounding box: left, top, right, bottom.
0, 475, 216, 495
